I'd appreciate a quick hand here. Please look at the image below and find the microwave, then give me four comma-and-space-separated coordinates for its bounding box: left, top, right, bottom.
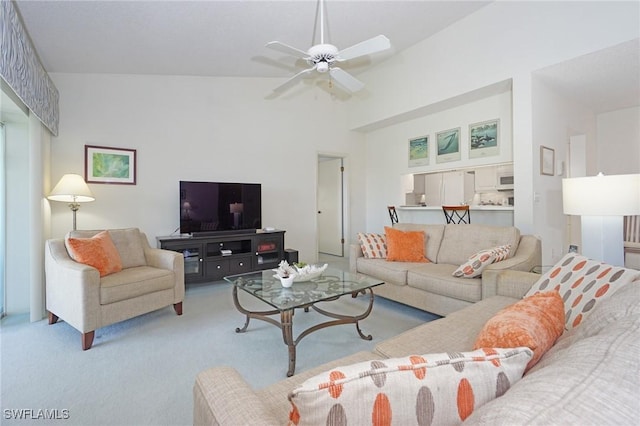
496, 173, 514, 191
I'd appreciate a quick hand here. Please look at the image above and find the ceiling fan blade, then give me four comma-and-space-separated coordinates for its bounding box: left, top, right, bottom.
337, 35, 391, 61
329, 67, 365, 93
266, 41, 309, 59
273, 67, 316, 93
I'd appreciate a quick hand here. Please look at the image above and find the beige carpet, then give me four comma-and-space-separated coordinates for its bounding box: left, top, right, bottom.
1, 278, 437, 425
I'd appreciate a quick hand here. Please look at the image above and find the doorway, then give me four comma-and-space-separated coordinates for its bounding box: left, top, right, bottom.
317, 155, 345, 257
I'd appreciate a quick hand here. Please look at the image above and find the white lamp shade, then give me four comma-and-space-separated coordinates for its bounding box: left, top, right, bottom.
48, 174, 95, 203
562, 173, 640, 216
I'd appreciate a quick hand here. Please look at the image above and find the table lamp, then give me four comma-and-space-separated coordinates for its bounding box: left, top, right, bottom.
48, 174, 95, 230
562, 173, 640, 266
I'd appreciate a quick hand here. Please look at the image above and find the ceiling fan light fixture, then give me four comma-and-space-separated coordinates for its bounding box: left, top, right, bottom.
265, 0, 391, 94
316, 62, 329, 73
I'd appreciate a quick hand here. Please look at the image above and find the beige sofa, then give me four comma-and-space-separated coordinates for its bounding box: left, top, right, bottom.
193, 268, 640, 425
350, 223, 541, 316
45, 228, 184, 349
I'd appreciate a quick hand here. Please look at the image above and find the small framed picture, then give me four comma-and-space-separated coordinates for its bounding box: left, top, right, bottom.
408, 136, 429, 167
85, 145, 137, 185
540, 145, 555, 176
436, 127, 461, 163
469, 119, 499, 159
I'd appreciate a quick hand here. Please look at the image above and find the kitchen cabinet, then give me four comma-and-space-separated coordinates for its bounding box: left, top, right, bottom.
475, 166, 497, 192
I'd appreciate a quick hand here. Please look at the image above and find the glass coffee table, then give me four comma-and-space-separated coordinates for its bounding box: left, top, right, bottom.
224, 267, 383, 376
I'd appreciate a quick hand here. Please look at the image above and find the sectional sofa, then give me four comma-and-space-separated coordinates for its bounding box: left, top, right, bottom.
350, 223, 541, 316
193, 259, 640, 425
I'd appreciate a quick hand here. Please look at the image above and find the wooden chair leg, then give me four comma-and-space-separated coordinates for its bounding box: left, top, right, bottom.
48, 311, 59, 325
82, 331, 95, 351
173, 302, 183, 316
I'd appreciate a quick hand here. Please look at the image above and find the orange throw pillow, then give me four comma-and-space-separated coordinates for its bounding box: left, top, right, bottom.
66, 231, 123, 277
473, 291, 565, 371
384, 226, 429, 263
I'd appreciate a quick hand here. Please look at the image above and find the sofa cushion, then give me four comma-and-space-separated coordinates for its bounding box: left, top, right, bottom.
473, 291, 565, 371
385, 226, 429, 263
356, 258, 410, 286
407, 263, 483, 303
437, 225, 520, 266
65, 231, 123, 277
69, 228, 147, 269
525, 253, 640, 329
287, 347, 532, 426
531, 278, 640, 374
465, 314, 640, 425
357, 233, 387, 259
99, 266, 175, 305
375, 295, 518, 359
393, 224, 445, 263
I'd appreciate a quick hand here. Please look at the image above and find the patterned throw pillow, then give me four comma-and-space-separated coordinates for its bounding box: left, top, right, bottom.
491, 244, 512, 262
357, 233, 387, 259
384, 226, 429, 263
287, 347, 532, 426
452, 244, 512, 278
65, 230, 123, 277
474, 291, 565, 371
525, 253, 640, 330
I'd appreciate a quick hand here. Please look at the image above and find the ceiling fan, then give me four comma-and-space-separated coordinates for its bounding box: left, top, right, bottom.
266, 0, 391, 94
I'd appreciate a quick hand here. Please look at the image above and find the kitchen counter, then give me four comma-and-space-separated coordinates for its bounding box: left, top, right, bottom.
398, 205, 513, 211
397, 205, 514, 226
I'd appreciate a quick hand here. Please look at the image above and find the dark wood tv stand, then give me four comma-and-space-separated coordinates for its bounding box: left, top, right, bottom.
157, 230, 285, 283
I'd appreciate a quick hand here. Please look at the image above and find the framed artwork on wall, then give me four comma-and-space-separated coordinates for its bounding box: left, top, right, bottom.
436, 127, 461, 163
469, 119, 499, 159
408, 135, 429, 167
540, 145, 555, 176
85, 145, 137, 185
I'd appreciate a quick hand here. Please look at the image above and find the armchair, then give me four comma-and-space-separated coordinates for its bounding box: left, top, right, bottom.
44, 228, 184, 350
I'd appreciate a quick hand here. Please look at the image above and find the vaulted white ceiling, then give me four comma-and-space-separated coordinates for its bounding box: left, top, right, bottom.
10, 0, 640, 113
15, 0, 490, 77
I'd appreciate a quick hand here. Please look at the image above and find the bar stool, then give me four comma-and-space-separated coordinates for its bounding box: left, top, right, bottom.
442, 205, 470, 224
387, 206, 399, 225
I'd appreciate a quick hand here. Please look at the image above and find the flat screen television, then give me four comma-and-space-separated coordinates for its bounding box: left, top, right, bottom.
179, 181, 261, 235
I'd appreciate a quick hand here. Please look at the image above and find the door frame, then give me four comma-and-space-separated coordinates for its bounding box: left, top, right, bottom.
316, 152, 348, 257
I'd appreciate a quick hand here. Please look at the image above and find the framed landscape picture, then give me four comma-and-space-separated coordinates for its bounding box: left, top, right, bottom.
436, 127, 461, 163
469, 119, 499, 159
85, 145, 137, 185
408, 136, 429, 167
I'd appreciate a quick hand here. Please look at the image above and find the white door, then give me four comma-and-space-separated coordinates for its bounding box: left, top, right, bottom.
317, 157, 343, 256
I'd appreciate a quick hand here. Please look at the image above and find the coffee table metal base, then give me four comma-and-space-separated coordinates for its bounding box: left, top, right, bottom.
233, 287, 375, 377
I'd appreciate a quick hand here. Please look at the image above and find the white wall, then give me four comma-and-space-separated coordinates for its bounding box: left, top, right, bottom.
597, 106, 640, 174
364, 91, 512, 233
347, 1, 639, 242
532, 78, 597, 265
49, 73, 366, 262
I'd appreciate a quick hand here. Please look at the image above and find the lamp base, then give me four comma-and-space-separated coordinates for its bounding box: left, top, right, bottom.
69, 203, 80, 231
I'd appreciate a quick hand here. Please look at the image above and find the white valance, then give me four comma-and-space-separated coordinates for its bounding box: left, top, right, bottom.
1, 1, 59, 136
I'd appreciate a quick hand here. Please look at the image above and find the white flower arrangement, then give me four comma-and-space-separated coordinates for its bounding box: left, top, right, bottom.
274, 260, 297, 278
273, 260, 328, 282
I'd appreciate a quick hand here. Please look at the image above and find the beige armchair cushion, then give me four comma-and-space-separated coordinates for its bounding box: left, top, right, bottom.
69, 228, 147, 268
100, 266, 176, 305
